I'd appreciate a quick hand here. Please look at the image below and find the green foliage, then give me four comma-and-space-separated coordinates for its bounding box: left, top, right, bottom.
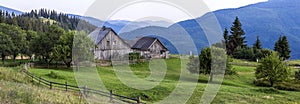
232, 47, 272, 61
53, 31, 74, 67
129, 52, 144, 64
253, 36, 262, 49
225, 57, 237, 75
187, 55, 199, 74
129, 52, 142, 60
226, 16, 247, 55
0, 9, 96, 67
233, 47, 255, 61
31, 24, 65, 65
0, 31, 13, 64
187, 47, 236, 82
72, 31, 95, 67
274, 35, 291, 60
46, 71, 65, 79
199, 47, 211, 74
255, 52, 291, 86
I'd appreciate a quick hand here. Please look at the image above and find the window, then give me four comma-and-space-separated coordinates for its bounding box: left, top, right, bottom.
113, 40, 117, 45
107, 41, 110, 47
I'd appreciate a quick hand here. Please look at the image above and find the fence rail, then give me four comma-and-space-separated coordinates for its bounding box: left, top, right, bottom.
22, 67, 144, 104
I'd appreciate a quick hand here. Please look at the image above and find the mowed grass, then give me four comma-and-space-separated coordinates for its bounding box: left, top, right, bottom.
28, 58, 300, 103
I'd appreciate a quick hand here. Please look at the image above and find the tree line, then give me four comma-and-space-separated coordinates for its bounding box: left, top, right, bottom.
0, 9, 95, 68
187, 16, 293, 83
224, 16, 291, 61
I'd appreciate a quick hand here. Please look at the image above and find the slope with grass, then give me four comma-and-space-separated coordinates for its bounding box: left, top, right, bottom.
0, 67, 86, 104
27, 58, 300, 103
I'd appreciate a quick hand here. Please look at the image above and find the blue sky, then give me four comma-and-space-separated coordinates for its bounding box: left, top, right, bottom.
0, 0, 267, 22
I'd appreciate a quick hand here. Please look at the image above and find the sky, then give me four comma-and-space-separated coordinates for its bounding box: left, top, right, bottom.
0, 0, 268, 22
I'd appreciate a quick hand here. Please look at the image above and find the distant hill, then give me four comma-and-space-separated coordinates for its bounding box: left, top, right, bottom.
0, 6, 171, 34
68, 14, 172, 33
120, 0, 300, 59
0, 5, 23, 15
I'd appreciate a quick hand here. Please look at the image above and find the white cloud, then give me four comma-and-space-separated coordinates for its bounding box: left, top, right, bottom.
0, 0, 267, 21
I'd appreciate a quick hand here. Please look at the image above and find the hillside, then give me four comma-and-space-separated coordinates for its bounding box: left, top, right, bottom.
120, 0, 300, 59
27, 58, 300, 103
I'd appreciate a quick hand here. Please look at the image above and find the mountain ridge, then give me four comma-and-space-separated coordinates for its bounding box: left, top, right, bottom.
120, 0, 300, 59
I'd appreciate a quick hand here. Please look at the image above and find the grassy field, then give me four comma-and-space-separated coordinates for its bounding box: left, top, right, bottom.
0, 67, 86, 104
26, 58, 300, 103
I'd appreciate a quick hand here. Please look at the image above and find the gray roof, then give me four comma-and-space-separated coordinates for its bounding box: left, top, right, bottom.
132, 37, 167, 51
89, 27, 114, 44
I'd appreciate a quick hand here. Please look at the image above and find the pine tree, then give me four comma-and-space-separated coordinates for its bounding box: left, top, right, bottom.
280, 36, 291, 60
274, 35, 291, 60
253, 36, 262, 49
223, 28, 230, 54
274, 36, 282, 54
228, 16, 247, 55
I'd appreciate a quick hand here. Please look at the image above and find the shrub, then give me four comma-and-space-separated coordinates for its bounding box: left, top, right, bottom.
46, 71, 65, 79
255, 52, 290, 87
187, 55, 199, 74
129, 52, 144, 64
233, 47, 255, 61
253, 79, 271, 87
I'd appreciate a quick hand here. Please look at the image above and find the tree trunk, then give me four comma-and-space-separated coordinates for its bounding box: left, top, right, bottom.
13, 54, 17, 63
46, 61, 49, 68
209, 73, 214, 82
66, 62, 71, 68
1, 54, 5, 65
270, 79, 274, 87
56, 61, 58, 68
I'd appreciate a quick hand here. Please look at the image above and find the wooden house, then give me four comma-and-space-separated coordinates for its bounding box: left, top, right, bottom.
90, 27, 169, 60
89, 27, 131, 60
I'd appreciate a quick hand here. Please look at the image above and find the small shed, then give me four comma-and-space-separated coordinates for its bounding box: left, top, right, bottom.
131, 37, 169, 59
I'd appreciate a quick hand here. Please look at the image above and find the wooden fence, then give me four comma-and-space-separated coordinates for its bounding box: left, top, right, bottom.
22, 68, 144, 104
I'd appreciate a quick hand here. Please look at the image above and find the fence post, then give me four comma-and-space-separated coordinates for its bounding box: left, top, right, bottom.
83, 85, 87, 97
32, 74, 34, 83
137, 96, 141, 104
109, 90, 113, 103
65, 82, 68, 91
50, 81, 53, 90
38, 76, 41, 85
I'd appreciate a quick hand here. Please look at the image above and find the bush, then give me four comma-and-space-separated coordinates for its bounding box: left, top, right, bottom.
46, 71, 65, 79
187, 56, 199, 74
253, 79, 271, 87
233, 47, 256, 61
232, 47, 272, 61
255, 52, 290, 87
129, 52, 144, 64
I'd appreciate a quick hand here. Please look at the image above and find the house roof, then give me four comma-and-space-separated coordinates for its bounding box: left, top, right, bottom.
132, 37, 168, 51
89, 27, 116, 44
